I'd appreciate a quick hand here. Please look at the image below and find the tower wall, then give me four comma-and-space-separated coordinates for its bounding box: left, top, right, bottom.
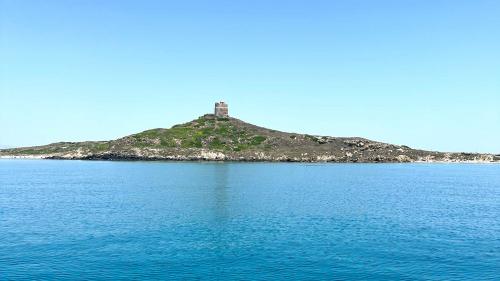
214, 102, 229, 117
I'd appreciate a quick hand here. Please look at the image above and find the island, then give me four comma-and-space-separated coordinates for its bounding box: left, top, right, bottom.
1, 102, 498, 163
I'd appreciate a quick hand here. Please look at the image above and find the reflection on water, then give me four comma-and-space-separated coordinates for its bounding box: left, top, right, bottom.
212, 163, 229, 220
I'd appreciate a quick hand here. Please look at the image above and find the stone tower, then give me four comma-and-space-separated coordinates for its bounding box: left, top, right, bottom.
214, 101, 229, 117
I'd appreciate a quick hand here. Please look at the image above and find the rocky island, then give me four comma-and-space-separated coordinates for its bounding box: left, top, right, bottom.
1, 102, 498, 163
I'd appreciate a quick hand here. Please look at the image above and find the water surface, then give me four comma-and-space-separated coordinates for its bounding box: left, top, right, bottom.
1, 160, 499, 280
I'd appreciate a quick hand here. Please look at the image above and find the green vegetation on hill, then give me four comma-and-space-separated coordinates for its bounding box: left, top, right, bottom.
128, 115, 268, 151
1, 141, 111, 156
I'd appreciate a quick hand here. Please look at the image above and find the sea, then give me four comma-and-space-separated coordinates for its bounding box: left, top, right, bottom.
0, 160, 499, 280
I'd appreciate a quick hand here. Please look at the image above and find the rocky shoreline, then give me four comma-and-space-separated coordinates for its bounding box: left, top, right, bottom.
1, 151, 498, 163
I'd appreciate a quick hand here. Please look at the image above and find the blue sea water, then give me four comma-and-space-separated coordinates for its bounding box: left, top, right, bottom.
0, 160, 499, 280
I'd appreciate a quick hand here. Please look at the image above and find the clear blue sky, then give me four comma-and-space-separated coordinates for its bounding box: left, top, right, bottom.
1, 0, 499, 153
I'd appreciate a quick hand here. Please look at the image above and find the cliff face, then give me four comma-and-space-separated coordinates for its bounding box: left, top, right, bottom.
1, 114, 498, 163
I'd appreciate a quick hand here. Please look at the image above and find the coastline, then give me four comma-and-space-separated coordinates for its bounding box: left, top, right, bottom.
1, 154, 498, 163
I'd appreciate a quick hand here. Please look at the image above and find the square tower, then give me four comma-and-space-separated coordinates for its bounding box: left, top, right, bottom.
214, 101, 229, 117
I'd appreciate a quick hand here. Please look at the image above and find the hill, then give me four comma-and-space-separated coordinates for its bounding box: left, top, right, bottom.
0, 114, 498, 162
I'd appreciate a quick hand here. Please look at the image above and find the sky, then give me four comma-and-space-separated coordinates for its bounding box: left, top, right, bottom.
1, 0, 499, 153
